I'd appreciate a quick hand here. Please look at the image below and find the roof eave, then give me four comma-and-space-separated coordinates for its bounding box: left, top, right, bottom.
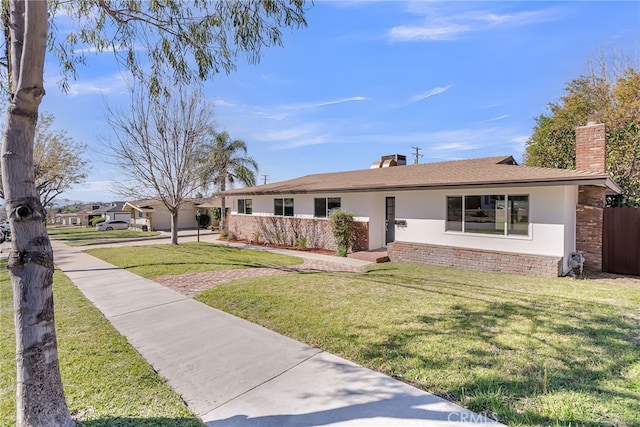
221, 176, 619, 196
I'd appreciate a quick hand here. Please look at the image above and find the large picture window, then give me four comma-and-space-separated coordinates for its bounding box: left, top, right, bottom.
507, 195, 529, 235
446, 194, 529, 236
237, 199, 252, 215
274, 198, 294, 216
314, 197, 341, 217
446, 197, 462, 231
464, 195, 505, 235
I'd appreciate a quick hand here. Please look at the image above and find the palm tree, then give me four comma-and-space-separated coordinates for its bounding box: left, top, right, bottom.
202, 131, 258, 231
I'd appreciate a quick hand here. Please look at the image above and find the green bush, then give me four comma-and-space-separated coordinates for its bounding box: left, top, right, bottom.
294, 236, 307, 249
329, 210, 354, 257
91, 217, 106, 226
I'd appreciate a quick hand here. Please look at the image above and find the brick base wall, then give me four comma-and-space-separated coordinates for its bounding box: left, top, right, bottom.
387, 241, 563, 277
575, 185, 605, 272
228, 215, 369, 252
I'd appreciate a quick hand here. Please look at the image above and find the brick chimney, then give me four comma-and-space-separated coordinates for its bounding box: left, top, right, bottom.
574, 121, 606, 272
575, 121, 606, 173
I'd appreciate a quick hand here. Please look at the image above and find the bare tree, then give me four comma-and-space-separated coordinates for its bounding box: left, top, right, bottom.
1, 1, 307, 425
105, 84, 213, 244
0, 113, 88, 208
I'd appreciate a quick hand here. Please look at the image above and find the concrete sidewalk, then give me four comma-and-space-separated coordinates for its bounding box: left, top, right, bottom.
53, 241, 501, 426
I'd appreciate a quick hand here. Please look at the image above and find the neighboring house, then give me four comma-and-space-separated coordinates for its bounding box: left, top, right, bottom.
104, 201, 131, 222
55, 211, 91, 226
193, 196, 229, 228
222, 122, 620, 277
84, 202, 131, 225
123, 199, 199, 231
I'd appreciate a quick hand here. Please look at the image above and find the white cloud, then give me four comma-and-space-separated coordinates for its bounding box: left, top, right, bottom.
389, 24, 470, 42
407, 85, 452, 104
474, 10, 556, 28
214, 96, 367, 123
388, 3, 561, 42
263, 125, 317, 141
262, 113, 289, 121
512, 136, 529, 144
433, 142, 478, 151
511, 135, 530, 153
483, 114, 510, 122
214, 99, 236, 108
283, 96, 368, 110
56, 72, 128, 97
273, 136, 328, 150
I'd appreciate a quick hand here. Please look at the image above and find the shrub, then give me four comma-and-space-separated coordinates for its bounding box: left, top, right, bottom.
219, 228, 229, 240
91, 217, 106, 226
329, 209, 354, 257
211, 207, 222, 221
294, 236, 307, 249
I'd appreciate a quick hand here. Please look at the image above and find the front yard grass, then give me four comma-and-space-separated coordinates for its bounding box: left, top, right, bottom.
86, 242, 302, 279
196, 263, 640, 426
48, 226, 160, 246
0, 260, 204, 426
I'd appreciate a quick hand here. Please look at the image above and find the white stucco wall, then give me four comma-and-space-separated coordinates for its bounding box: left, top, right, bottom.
391, 186, 574, 260
230, 185, 577, 264
563, 185, 578, 270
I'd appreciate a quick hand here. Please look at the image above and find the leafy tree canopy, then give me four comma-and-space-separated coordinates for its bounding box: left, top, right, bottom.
44, 0, 307, 94
524, 56, 640, 206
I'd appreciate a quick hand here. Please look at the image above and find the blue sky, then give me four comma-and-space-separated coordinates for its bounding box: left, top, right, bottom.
41, 1, 640, 203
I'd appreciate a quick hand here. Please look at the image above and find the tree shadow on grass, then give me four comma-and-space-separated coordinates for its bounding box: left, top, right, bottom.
116, 244, 301, 272
77, 417, 203, 426
345, 269, 640, 425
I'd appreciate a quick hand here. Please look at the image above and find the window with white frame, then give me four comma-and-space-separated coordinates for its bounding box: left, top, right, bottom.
314, 197, 341, 217
237, 199, 252, 215
446, 194, 529, 236
274, 198, 294, 216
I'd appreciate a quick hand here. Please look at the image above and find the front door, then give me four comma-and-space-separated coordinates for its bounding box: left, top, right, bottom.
385, 196, 395, 245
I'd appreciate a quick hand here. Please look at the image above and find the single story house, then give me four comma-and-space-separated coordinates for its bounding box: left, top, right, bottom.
103, 201, 130, 222
84, 201, 131, 224
193, 196, 229, 229
123, 199, 199, 231
222, 122, 619, 277
55, 211, 91, 226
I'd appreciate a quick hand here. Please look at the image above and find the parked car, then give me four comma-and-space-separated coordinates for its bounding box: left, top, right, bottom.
95, 220, 129, 231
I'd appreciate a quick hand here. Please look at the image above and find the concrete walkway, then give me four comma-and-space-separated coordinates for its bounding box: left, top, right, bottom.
52, 240, 501, 426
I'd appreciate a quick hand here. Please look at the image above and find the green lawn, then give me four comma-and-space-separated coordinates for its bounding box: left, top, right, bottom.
0, 260, 204, 426
48, 227, 160, 246
86, 242, 302, 279
195, 263, 640, 426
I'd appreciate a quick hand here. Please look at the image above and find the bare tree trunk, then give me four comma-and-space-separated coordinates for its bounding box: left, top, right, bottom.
2, 1, 74, 426
170, 210, 179, 245
220, 180, 227, 232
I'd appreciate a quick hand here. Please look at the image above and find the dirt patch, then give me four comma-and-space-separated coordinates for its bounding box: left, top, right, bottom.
155, 258, 362, 297
581, 271, 640, 288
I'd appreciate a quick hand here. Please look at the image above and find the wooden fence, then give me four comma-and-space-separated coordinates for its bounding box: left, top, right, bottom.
603, 207, 640, 276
